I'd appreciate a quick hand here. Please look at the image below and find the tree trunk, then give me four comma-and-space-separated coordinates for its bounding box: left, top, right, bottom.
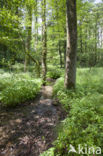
94, 13, 98, 65
64, 0, 77, 89
64, 39, 66, 68
35, 0, 38, 48
24, 54, 28, 72
58, 40, 63, 68
42, 0, 47, 85
80, 23, 83, 54
24, 8, 32, 72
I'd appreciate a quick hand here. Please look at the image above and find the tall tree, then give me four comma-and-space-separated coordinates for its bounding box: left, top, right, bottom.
42, 0, 47, 85
24, 2, 32, 72
64, 0, 77, 89
35, 0, 38, 48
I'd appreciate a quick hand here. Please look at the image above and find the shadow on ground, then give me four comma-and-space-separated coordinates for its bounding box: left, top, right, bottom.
0, 86, 66, 156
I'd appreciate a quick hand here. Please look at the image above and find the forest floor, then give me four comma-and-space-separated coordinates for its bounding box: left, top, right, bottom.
0, 83, 66, 156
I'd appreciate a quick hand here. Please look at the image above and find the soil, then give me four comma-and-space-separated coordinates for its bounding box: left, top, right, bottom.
0, 85, 66, 156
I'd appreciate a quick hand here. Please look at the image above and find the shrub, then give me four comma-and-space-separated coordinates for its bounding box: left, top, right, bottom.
0, 80, 41, 107
0, 70, 42, 108
40, 148, 55, 156
54, 94, 103, 156
43, 68, 103, 156
0, 72, 14, 91
47, 65, 63, 79
47, 70, 62, 79
12, 63, 36, 73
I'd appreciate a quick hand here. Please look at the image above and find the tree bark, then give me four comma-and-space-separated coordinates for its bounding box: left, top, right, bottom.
94, 13, 98, 65
24, 8, 32, 72
35, 0, 38, 48
58, 40, 63, 68
64, 0, 77, 89
42, 0, 47, 85
64, 26, 67, 67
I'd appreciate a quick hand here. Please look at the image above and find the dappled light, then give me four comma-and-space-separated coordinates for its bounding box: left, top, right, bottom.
0, 0, 103, 155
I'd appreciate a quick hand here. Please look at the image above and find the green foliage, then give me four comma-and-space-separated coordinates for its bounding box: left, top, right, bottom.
54, 68, 103, 109
0, 70, 42, 108
40, 148, 55, 156
47, 69, 62, 79
77, 1, 103, 67
0, 0, 103, 69
43, 68, 103, 156
47, 65, 63, 79
54, 94, 103, 156
12, 63, 36, 73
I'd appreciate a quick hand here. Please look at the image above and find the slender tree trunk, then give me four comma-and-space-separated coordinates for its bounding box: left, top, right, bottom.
94, 14, 98, 65
100, 28, 102, 48
64, 0, 77, 89
24, 42, 29, 72
64, 39, 66, 68
27, 9, 32, 63
24, 8, 32, 72
58, 40, 63, 68
80, 23, 83, 54
42, 0, 47, 85
24, 54, 28, 72
35, 0, 38, 48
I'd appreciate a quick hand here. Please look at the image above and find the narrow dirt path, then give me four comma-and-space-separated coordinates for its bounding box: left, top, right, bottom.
0, 86, 65, 156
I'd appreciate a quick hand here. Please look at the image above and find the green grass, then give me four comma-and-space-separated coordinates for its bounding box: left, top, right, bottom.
0, 69, 42, 108
41, 67, 103, 156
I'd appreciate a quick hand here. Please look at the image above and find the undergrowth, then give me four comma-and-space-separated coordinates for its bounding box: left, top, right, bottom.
47, 65, 63, 79
41, 68, 103, 156
0, 70, 42, 108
